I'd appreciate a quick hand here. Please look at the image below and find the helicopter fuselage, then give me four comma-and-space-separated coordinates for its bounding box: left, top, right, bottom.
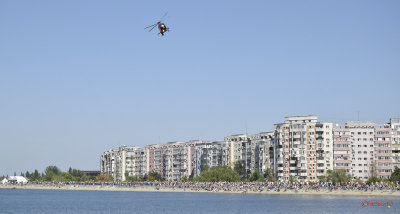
157, 22, 168, 36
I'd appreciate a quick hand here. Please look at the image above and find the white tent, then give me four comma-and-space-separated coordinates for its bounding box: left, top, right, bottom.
1, 178, 7, 184
8, 176, 27, 184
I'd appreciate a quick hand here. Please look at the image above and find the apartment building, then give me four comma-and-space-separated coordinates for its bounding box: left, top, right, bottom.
145, 140, 208, 181
100, 116, 397, 182
102, 146, 145, 181
193, 141, 227, 177
249, 132, 274, 174
274, 116, 333, 182
334, 123, 375, 181
332, 124, 352, 176
333, 122, 393, 181
224, 134, 252, 175
375, 124, 393, 179
100, 149, 118, 180
390, 118, 400, 168
145, 144, 164, 177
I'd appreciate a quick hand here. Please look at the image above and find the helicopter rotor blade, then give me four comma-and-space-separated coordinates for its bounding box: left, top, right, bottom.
148, 24, 158, 32
144, 23, 157, 29
159, 12, 168, 22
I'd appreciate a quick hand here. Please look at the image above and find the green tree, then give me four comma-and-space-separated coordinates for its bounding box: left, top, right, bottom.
30, 169, 41, 181
70, 168, 86, 181
234, 160, 247, 180
44, 166, 62, 181
201, 165, 210, 172
200, 166, 240, 182
96, 174, 114, 182
61, 172, 73, 181
318, 175, 326, 183
263, 168, 275, 181
391, 166, 400, 182
326, 169, 350, 184
289, 176, 299, 183
249, 169, 264, 182
354, 177, 364, 184
148, 171, 163, 181
125, 172, 135, 182
367, 177, 382, 185
45, 166, 61, 176
44, 172, 57, 181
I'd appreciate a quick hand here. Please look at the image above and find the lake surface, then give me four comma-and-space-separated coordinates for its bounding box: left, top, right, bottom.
0, 189, 399, 214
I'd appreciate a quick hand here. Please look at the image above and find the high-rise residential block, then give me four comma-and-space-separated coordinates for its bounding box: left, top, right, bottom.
273, 116, 333, 182
333, 122, 393, 180
390, 118, 400, 168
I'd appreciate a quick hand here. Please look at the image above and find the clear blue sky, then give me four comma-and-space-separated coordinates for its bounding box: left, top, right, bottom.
1, 0, 399, 176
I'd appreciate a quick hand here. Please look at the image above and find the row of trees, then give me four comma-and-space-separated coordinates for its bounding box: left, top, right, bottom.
125, 171, 163, 182
4, 166, 113, 182
194, 162, 400, 184
317, 167, 400, 185
233, 160, 275, 182
180, 162, 274, 182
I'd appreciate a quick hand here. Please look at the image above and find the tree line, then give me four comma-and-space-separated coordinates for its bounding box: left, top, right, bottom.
2, 166, 113, 182
193, 161, 400, 184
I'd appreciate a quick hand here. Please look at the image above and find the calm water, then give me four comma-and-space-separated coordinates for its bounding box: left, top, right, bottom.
0, 189, 399, 214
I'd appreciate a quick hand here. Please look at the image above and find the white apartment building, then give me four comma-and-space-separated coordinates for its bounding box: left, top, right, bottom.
100, 146, 146, 181
249, 132, 274, 174
146, 140, 208, 181
224, 134, 253, 176
193, 141, 227, 177
100, 149, 118, 180
332, 124, 352, 176
334, 123, 375, 181
333, 122, 393, 181
192, 133, 274, 178
375, 124, 393, 179
274, 116, 333, 182
390, 118, 400, 168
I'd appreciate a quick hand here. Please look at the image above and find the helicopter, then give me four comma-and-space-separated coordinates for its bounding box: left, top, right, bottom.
144, 12, 170, 36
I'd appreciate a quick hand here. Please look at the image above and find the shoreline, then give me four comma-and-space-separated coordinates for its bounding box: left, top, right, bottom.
1, 185, 400, 197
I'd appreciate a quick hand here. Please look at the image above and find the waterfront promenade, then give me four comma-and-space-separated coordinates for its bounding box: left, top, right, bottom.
2, 181, 400, 197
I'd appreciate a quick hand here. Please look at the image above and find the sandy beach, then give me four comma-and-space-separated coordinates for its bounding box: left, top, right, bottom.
2, 184, 400, 197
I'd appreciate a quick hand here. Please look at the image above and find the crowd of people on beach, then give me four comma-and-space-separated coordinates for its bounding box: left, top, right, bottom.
22, 181, 400, 193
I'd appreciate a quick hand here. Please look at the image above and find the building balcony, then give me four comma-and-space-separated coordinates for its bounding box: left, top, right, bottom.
376, 166, 393, 170
376, 172, 392, 177
333, 147, 351, 151
375, 153, 392, 157
334, 160, 351, 164
375, 147, 392, 150
334, 166, 350, 170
